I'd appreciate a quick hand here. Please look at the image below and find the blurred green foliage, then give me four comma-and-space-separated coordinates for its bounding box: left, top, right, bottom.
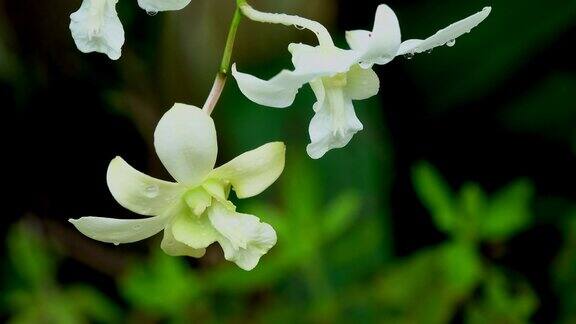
413, 162, 534, 242
2, 221, 121, 324
114, 162, 540, 323
466, 269, 538, 324
3, 161, 555, 323
553, 209, 576, 324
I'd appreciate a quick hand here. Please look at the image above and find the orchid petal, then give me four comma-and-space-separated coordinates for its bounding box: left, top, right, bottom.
69, 214, 169, 244
171, 211, 219, 249
289, 43, 362, 75
137, 0, 191, 12
345, 30, 371, 54
397, 7, 491, 55
209, 142, 286, 199
208, 203, 276, 271
183, 187, 212, 217
161, 222, 206, 258
106, 156, 184, 216
306, 81, 363, 159
345, 65, 380, 100
201, 179, 236, 211
345, 4, 401, 68
232, 64, 318, 108
154, 103, 217, 186
69, 0, 125, 60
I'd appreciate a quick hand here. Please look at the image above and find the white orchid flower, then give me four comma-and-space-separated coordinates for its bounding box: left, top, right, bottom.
69, 0, 192, 60
70, 0, 125, 60
70, 104, 285, 271
346, 5, 492, 68
232, 4, 491, 159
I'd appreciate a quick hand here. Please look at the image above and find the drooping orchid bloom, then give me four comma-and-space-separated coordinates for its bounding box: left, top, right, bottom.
70, 104, 285, 270
233, 4, 491, 159
69, 0, 192, 60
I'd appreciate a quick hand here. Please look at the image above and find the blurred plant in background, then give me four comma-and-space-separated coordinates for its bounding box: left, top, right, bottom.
1, 220, 121, 324
2, 161, 561, 323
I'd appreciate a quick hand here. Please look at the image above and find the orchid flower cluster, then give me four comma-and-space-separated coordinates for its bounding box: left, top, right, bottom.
68, 0, 491, 270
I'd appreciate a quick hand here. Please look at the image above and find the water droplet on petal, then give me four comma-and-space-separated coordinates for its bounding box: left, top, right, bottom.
446, 39, 456, 47
404, 53, 415, 60
113, 242, 120, 246
426, 49, 433, 54
294, 24, 305, 30
143, 184, 159, 198
147, 11, 158, 16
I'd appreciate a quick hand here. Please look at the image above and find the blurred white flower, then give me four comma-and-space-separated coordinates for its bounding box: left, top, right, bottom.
69, 0, 192, 60
233, 4, 491, 159
70, 104, 285, 271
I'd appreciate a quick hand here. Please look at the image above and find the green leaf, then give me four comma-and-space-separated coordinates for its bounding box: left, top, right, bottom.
441, 242, 483, 293
479, 179, 534, 241
412, 162, 456, 233
456, 182, 487, 240
466, 269, 538, 324
372, 243, 482, 323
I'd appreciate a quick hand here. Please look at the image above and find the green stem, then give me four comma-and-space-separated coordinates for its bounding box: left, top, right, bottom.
220, 7, 242, 74
202, 6, 242, 115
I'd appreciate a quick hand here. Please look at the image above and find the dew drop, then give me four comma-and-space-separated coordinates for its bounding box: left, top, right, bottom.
144, 184, 159, 198
147, 10, 158, 16
426, 49, 433, 54
446, 39, 456, 47
113, 242, 120, 246
294, 24, 305, 30
404, 53, 415, 60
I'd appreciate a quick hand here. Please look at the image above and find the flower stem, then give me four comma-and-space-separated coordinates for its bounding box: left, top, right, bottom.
202, 6, 242, 115
220, 6, 242, 75
238, 2, 334, 47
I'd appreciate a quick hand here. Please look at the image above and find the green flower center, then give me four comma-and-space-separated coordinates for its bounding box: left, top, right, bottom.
182, 179, 235, 217
323, 72, 348, 88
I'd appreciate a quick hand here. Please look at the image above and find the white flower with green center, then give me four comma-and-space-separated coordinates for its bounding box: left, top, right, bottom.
69, 0, 192, 60
232, 4, 491, 159
69, 104, 285, 271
